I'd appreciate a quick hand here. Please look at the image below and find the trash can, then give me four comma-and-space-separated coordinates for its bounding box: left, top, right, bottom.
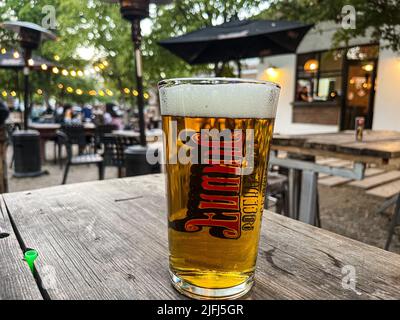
124, 145, 161, 177
13, 130, 43, 177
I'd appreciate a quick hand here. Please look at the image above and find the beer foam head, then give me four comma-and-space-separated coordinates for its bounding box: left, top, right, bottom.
158, 78, 280, 119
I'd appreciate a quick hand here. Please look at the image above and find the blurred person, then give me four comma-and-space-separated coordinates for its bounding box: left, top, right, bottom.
42, 105, 55, 123
92, 105, 105, 125
55, 103, 64, 123
63, 104, 73, 123
297, 86, 312, 102
104, 102, 123, 129
82, 104, 93, 122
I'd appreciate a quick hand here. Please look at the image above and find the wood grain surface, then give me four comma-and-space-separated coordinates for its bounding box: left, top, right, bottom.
0, 196, 43, 300
273, 131, 400, 162
2, 175, 400, 300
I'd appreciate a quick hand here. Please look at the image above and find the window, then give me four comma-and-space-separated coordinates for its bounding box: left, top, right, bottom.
295, 45, 379, 103
295, 50, 343, 102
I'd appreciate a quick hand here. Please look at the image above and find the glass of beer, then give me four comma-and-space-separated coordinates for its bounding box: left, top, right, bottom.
158, 78, 280, 299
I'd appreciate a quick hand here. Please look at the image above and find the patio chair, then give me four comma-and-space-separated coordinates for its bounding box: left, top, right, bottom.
6, 123, 18, 169
264, 172, 289, 215
94, 124, 118, 151
56, 131, 104, 185
385, 194, 400, 251
57, 123, 90, 167
102, 134, 138, 178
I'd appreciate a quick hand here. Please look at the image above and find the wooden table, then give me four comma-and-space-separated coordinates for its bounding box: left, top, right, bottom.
271, 130, 400, 225
112, 129, 163, 143
28, 123, 95, 161
1, 175, 400, 300
272, 130, 400, 167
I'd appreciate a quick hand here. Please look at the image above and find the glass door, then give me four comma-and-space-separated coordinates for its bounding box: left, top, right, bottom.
341, 45, 379, 130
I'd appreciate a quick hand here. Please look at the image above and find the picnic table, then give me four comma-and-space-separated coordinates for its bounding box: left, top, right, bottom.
1, 175, 400, 300
28, 123, 95, 161
271, 130, 400, 225
112, 129, 163, 143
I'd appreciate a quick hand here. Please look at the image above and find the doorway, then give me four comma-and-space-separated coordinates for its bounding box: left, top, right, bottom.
341, 59, 378, 130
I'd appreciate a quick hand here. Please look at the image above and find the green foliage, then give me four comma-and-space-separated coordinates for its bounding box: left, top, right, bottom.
258, 0, 400, 52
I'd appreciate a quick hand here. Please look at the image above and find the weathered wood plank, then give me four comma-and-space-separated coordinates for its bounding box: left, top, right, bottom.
364, 168, 385, 177
0, 197, 43, 300
273, 131, 400, 161
366, 180, 400, 199
3, 176, 400, 300
349, 171, 400, 189
271, 145, 387, 166
318, 176, 352, 187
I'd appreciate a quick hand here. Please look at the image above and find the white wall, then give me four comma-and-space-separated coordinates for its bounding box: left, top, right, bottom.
256, 54, 338, 135
248, 22, 399, 134
372, 48, 400, 131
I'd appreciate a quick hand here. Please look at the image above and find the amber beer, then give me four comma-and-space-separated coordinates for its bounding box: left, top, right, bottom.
158, 78, 280, 299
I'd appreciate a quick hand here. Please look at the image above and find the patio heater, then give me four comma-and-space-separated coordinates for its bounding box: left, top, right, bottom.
105, 0, 172, 176
1, 21, 56, 177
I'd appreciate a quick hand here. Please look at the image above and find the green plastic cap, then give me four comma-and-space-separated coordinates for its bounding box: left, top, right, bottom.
24, 249, 38, 272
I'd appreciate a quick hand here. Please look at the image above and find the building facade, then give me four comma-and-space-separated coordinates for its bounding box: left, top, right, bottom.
249, 22, 400, 134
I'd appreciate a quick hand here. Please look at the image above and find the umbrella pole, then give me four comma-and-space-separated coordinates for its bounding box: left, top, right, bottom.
22, 48, 32, 131
237, 60, 242, 78
131, 20, 146, 147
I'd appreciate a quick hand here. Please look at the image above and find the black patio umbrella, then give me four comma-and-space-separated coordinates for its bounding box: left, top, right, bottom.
159, 19, 313, 73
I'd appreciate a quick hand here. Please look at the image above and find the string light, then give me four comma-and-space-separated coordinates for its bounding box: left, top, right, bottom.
102, 61, 109, 67
132, 90, 139, 96
62, 69, 69, 76
89, 90, 97, 96
1, 91, 7, 97
52, 67, 59, 74
123, 88, 130, 94
57, 83, 64, 89
66, 86, 73, 93
37, 89, 43, 95
28, 59, 34, 66
70, 70, 77, 77
13, 51, 20, 59
143, 93, 149, 99
76, 89, 83, 95
98, 90, 105, 96
77, 70, 83, 77
54, 55, 60, 61
10, 91, 16, 97
106, 89, 113, 96
41, 64, 48, 71
1, 48, 6, 54
94, 66, 100, 72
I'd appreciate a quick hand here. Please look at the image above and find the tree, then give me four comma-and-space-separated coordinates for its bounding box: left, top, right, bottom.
142, 0, 265, 83
0, 0, 267, 107
258, 0, 400, 52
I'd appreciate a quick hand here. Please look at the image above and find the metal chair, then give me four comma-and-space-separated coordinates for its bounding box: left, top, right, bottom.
102, 134, 138, 178
6, 123, 18, 169
57, 123, 90, 167
264, 172, 290, 215
56, 131, 104, 185
94, 124, 118, 151
385, 194, 400, 251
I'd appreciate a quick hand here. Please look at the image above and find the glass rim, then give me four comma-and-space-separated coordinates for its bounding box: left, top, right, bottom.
158, 77, 281, 90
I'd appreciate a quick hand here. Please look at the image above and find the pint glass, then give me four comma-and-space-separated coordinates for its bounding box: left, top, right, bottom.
158, 78, 280, 299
